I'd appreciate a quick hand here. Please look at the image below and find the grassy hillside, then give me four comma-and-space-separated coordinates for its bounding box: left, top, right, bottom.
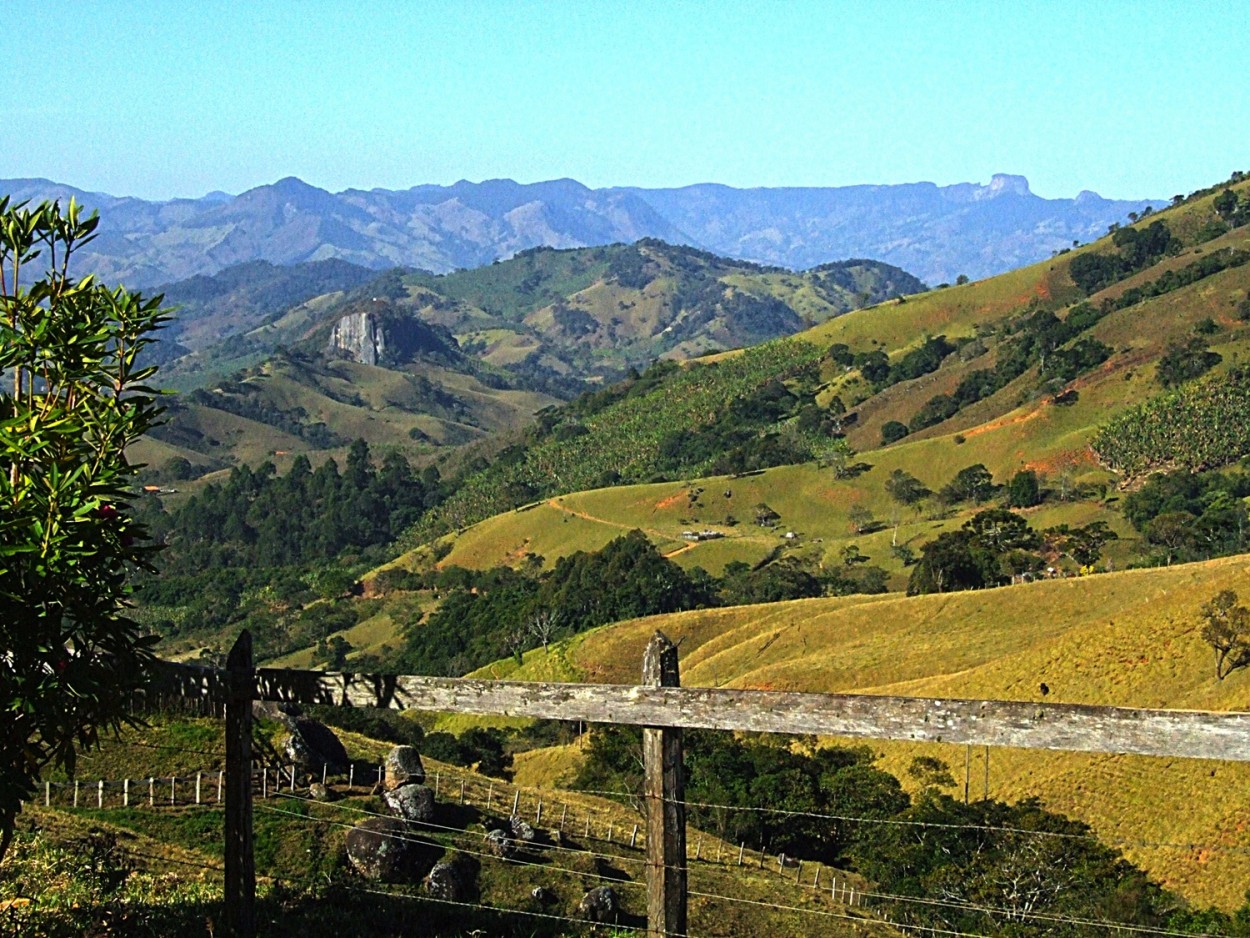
133, 349, 559, 483
394, 176, 1250, 571
140, 240, 923, 480
403, 241, 924, 377
482, 554, 1250, 908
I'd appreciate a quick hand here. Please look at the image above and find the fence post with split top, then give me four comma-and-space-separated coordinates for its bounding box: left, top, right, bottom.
643, 631, 686, 938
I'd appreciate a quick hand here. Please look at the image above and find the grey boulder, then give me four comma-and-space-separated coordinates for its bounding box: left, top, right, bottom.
384, 783, 436, 824
384, 745, 426, 791
578, 885, 619, 923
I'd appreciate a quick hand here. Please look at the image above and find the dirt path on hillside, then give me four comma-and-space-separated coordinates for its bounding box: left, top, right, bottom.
546, 498, 674, 543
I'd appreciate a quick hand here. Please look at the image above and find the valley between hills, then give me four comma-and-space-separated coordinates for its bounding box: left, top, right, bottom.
9, 169, 1250, 935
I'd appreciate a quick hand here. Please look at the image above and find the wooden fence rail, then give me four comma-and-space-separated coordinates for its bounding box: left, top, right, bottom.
147, 628, 1250, 938
156, 657, 1250, 763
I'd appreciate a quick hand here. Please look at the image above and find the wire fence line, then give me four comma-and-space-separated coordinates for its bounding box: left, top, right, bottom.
251, 802, 890, 938
35, 760, 1247, 938
260, 791, 1236, 938
26, 630, 1250, 938
34, 754, 1250, 865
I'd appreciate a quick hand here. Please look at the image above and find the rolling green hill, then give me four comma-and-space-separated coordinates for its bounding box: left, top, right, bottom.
466, 553, 1250, 909
388, 175, 1250, 571
138, 241, 923, 480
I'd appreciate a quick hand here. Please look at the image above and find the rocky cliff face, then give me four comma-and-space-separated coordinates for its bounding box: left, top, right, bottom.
326, 305, 461, 367
327, 311, 385, 365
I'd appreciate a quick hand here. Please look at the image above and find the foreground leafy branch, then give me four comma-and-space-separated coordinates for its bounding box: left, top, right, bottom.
0, 197, 169, 860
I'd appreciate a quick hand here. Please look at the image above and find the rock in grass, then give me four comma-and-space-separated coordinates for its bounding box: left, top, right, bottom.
384, 783, 436, 824
384, 745, 426, 791
424, 853, 479, 902
281, 716, 349, 775
578, 885, 619, 923
345, 817, 410, 881
345, 817, 440, 882
308, 781, 335, 801
484, 827, 515, 859
509, 815, 536, 843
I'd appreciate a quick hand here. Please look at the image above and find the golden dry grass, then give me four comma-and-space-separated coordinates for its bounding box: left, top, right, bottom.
556, 554, 1250, 906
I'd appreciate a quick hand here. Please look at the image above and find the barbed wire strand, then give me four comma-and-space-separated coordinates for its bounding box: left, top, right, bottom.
671, 795, 1250, 857
267, 789, 651, 868
263, 795, 1239, 938
270, 874, 670, 937
255, 802, 649, 894
859, 887, 1228, 938
480, 781, 1250, 857
685, 888, 985, 937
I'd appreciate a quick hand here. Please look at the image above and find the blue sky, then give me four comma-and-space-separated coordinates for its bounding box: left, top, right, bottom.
1, 0, 1243, 201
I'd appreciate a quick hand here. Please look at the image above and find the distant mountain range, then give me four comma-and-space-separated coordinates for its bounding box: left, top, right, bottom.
1, 173, 1158, 286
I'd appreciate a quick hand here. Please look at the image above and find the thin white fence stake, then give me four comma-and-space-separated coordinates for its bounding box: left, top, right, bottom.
218, 771, 224, 803
44, 781, 50, 807
511, 789, 520, 816
795, 860, 803, 883
831, 876, 837, 900
262, 769, 268, 800
630, 824, 639, 848
559, 804, 567, 832
716, 841, 723, 864
290, 765, 296, 793
98, 780, 104, 809
148, 777, 154, 807
434, 771, 440, 798
322, 763, 328, 787
348, 764, 355, 789
486, 782, 494, 811
695, 835, 702, 861
73, 780, 79, 808
534, 797, 541, 824
170, 776, 177, 805
196, 772, 202, 805
606, 822, 613, 843
777, 855, 785, 874
124, 779, 130, 808
460, 780, 466, 805
737, 842, 745, 866
377, 765, 382, 789
812, 863, 822, 888
584, 815, 591, 838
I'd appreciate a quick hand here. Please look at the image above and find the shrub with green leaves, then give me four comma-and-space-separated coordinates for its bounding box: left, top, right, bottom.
0, 198, 168, 859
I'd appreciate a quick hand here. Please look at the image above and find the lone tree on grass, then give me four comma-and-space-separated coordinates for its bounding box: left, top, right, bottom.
0, 198, 168, 860
884, 468, 930, 545
1200, 589, 1250, 680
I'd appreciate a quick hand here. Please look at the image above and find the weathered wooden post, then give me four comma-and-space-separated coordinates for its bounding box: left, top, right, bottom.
224, 630, 256, 938
643, 631, 686, 938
